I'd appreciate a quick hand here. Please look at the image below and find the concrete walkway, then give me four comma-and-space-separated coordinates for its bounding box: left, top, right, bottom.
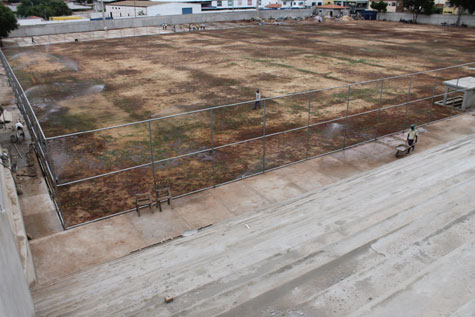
31, 134, 475, 316
28, 112, 475, 284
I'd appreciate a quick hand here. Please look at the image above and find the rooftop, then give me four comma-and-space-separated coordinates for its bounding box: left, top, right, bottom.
316, 4, 348, 8
443, 76, 475, 90
107, 1, 166, 7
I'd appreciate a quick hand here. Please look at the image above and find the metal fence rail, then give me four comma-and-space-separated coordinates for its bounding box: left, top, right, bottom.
0, 50, 66, 229
1, 46, 473, 229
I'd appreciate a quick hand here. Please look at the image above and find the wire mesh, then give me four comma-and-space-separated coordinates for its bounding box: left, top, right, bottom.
1, 47, 473, 228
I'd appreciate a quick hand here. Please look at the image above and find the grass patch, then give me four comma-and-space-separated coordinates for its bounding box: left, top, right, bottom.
45, 109, 98, 135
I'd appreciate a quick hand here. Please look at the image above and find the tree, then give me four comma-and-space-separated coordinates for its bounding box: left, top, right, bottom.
449, 0, 475, 26
403, 0, 435, 22
0, 3, 18, 42
17, 0, 72, 19
371, 0, 388, 13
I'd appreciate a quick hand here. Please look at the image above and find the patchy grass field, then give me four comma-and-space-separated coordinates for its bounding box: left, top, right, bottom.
5, 20, 475, 226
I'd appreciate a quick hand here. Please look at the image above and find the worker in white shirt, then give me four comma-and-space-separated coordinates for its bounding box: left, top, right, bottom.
407, 124, 418, 153
253, 89, 261, 110
15, 121, 25, 142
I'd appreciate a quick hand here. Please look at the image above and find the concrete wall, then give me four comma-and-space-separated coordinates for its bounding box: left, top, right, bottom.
379, 12, 475, 26
0, 166, 35, 317
9, 9, 312, 37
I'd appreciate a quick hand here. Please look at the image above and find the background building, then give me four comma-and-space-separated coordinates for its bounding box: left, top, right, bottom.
105, 1, 202, 17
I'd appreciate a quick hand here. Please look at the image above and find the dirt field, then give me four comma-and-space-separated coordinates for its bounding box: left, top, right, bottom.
5, 20, 475, 226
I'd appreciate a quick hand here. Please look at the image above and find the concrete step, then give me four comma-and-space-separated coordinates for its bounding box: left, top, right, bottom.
31, 136, 475, 316
350, 238, 475, 317
135, 176, 475, 316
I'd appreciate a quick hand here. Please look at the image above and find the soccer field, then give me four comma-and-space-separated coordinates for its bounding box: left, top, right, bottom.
5, 20, 475, 226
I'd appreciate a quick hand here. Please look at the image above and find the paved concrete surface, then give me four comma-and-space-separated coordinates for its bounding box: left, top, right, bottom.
31, 134, 475, 316
27, 112, 475, 285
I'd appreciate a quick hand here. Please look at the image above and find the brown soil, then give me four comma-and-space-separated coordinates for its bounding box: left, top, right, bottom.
5, 20, 475, 226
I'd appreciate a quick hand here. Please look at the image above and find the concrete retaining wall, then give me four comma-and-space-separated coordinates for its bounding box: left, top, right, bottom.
0, 165, 35, 317
9, 9, 312, 37
379, 12, 475, 27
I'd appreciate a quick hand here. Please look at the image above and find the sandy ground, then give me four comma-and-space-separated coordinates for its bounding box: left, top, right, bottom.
4, 20, 475, 225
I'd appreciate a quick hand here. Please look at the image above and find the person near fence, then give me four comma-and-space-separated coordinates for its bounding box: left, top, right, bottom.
15, 121, 25, 142
407, 124, 418, 153
253, 89, 261, 110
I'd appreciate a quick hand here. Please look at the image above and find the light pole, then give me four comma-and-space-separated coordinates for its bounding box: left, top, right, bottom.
101, 0, 107, 30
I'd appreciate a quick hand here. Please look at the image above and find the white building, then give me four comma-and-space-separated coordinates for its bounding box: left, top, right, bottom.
210, 0, 257, 10
278, 0, 306, 8
105, 1, 201, 17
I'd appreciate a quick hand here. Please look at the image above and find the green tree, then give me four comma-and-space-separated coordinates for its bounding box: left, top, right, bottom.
449, 0, 475, 26
17, 0, 72, 19
0, 3, 18, 44
403, 0, 435, 22
371, 0, 388, 13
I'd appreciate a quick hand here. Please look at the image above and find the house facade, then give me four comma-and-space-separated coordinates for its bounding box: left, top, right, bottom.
315, 4, 349, 16
210, 0, 257, 10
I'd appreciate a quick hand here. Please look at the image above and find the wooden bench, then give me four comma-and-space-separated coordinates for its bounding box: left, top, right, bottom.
135, 193, 153, 217
155, 187, 172, 212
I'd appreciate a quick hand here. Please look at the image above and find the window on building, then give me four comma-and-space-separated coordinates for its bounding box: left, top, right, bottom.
228, 0, 233, 6
217, 0, 222, 5
248, 0, 252, 5
312, 2, 316, 5
392, 2, 396, 5
283, 1, 287, 4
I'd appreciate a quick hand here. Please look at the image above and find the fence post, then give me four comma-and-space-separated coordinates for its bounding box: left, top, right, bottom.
51, 171, 66, 230
429, 71, 439, 122
148, 121, 157, 189
343, 85, 351, 149
305, 94, 311, 160
375, 79, 384, 140
456, 65, 461, 88
210, 109, 216, 187
402, 75, 413, 132
262, 100, 267, 172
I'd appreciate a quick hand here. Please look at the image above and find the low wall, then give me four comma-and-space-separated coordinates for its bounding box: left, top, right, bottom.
9, 9, 313, 37
0, 164, 35, 317
379, 12, 475, 27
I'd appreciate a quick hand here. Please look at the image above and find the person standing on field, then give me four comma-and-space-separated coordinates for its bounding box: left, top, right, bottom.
407, 124, 418, 153
253, 89, 261, 110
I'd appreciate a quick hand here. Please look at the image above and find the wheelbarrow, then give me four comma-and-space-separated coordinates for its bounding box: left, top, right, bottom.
395, 144, 411, 158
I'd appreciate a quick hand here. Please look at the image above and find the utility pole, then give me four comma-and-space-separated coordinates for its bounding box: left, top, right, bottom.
101, 0, 107, 30
256, 0, 259, 18
134, 0, 137, 17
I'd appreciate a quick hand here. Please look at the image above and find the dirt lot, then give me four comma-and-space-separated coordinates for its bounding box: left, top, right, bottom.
5, 20, 475, 226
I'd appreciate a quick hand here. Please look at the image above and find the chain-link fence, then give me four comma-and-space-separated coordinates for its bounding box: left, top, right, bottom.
2, 48, 474, 229
0, 49, 65, 228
